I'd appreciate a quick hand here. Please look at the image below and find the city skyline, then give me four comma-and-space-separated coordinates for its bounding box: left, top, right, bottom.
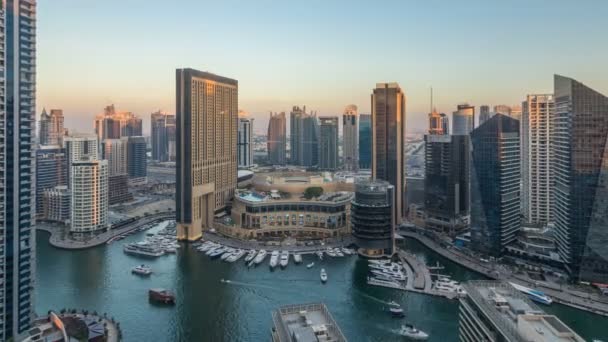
36, 1, 608, 134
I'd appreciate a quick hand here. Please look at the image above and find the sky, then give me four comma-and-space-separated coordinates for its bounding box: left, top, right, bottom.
37, 0, 608, 134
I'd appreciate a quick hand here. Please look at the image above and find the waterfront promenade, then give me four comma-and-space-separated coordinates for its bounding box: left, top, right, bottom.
398, 228, 608, 316
37, 212, 174, 250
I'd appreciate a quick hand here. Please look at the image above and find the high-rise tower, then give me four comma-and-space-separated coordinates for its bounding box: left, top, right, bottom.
452, 104, 475, 135
267, 112, 286, 165
358, 114, 372, 169
176, 68, 238, 241
0, 2, 37, 338
371, 83, 406, 224
343, 105, 358, 171
319, 116, 339, 170
237, 117, 254, 168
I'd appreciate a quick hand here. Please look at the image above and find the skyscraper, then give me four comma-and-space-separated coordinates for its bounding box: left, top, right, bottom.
0, 2, 37, 338
521, 94, 554, 226
428, 109, 449, 135
176, 68, 238, 241
470, 114, 520, 256
267, 112, 286, 165
102, 138, 132, 204
290, 106, 319, 167
452, 103, 475, 135
358, 114, 372, 169
237, 117, 254, 168
70, 157, 109, 234
39, 108, 64, 146
319, 116, 339, 170
64, 135, 100, 186
351, 180, 395, 258
371, 83, 406, 224
35, 146, 67, 218
553, 75, 608, 282
424, 134, 470, 234
343, 104, 358, 171
494, 104, 511, 116
151, 111, 176, 162
479, 105, 491, 126
94, 104, 142, 141
127, 136, 148, 186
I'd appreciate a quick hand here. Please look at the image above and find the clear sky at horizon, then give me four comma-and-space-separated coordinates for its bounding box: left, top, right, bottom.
37, 0, 608, 134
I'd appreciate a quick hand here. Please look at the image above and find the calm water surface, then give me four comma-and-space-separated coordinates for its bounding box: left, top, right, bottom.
35, 228, 608, 341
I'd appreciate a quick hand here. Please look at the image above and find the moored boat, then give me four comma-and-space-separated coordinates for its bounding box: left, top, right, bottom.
132, 264, 152, 276
280, 251, 289, 268
320, 268, 328, 283
149, 288, 175, 305
244, 250, 257, 263
293, 253, 302, 264
254, 249, 267, 265
269, 251, 280, 268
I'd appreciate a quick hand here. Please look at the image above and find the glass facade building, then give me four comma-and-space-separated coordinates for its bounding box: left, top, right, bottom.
553, 75, 608, 282
151, 111, 176, 162
0, 1, 37, 338
318, 116, 339, 170
470, 114, 520, 256
267, 112, 287, 165
127, 136, 147, 185
35, 146, 67, 218
452, 104, 475, 135
358, 114, 371, 169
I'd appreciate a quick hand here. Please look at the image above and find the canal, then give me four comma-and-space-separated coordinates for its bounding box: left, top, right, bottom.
35, 227, 608, 341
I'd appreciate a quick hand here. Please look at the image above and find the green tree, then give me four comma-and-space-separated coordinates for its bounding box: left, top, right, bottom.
304, 186, 323, 199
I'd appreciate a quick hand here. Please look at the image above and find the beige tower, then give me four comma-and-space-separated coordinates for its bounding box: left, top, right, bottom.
176, 68, 238, 241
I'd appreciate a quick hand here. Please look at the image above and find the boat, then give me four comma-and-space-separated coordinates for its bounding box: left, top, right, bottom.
123, 242, 165, 258
132, 264, 152, 276
148, 288, 175, 305
280, 251, 289, 268
164, 247, 177, 254
206, 246, 222, 256
389, 306, 405, 318
320, 268, 328, 283
253, 250, 267, 265
316, 251, 324, 260
244, 250, 257, 263
307, 262, 315, 269
334, 248, 344, 257
370, 269, 406, 281
325, 248, 336, 257
208, 247, 227, 258
221, 248, 235, 261
397, 324, 428, 340
229, 249, 246, 263
509, 282, 553, 305
293, 253, 303, 264
368, 259, 391, 265
269, 251, 280, 268
341, 247, 352, 255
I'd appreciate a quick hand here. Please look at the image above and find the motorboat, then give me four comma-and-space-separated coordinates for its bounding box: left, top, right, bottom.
244, 250, 257, 263
220, 248, 235, 261
254, 250, 267, 265
509, 282, 553, 305
371, 269, 406, 281
316, 251, 324, 260
307, 262, 315, 269
123, 242, 165, 258
227, 250, 246, 263
293, 253, 303, 264
132, 265, 152, 276
149, 288, 175, 305
397, 324, 428, 340
389, 306, 405, 318
320, 268, 328, 283
325, 248, 336, 257
334, 248, 344, 257
269, 251, 280, 268
206, 245, 222, 256
208, 247, 227, 258
280, 251, 289, 268
341, 247, 352, 255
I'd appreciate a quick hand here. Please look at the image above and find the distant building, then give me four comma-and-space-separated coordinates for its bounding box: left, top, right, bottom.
42, 186, 70, 225
428, 109, 448, 135
70, 158, 109, 234
343, 105, 358, 171
521, 94, 554, 226
352, 180, 395, 258
452, 103, 475, 135
319, 116, 339, 170
358, 114, 372, 169
127, 136, 148, 185
176, 68, 238, 241
553, 75, 608, 282
94, 104, 142, 141
424, 134, 470, 235
405, 176, 424, 207
35, 146, 67, 218
102, 138, 132, 204
151, 111, 176, 162
470, 114, 520, 256
494, 104, 512, 116
510, 104, 522, 122
238, 117, 254, 168
39, 108, 64, 145
271, 303, 347, 342
372, 82, 406, 224
460, 281, 584, 342
479, 105, 491, 126
267, 112, 287, 165
290, 106, 319, 167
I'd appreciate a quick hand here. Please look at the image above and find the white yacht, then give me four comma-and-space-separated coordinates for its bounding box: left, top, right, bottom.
208, 247, 226, 258
325, 248, 336, 257
205, 245, 221, 256
227, 250, 246, 263
131, 264, 152, 276
269, 251, 280, 268
307, 262, 315, 269
254, 250, 267, 265
293, 253, 303, 264
315, 251, 324, 260
320, 268, 328, 283
334, 248, 344, 257
397, 324, 428, 340
244, 250, 257, 263
221, 248, 235, 261
280, 251, 289, 268
123, 242, 165, 258
341, 247, 352, 255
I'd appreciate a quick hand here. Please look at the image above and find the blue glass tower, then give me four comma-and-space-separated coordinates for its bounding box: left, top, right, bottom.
358, 114, 371, 169
1, 0, 36, 339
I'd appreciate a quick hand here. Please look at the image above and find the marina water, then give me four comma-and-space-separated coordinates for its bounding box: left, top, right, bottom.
35, 223, 608, 341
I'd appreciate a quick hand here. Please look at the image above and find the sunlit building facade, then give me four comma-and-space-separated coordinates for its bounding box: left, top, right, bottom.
70, 158, 109, 234
319, 116, 339, 170
343, 105, 358, 171
267, 112, 287, 165
452, 104, 475, 135
176, 68, 238, 241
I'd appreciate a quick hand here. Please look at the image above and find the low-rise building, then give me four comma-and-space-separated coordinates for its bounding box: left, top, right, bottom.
271, 303, 347, 342
42, 185, 70, 225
